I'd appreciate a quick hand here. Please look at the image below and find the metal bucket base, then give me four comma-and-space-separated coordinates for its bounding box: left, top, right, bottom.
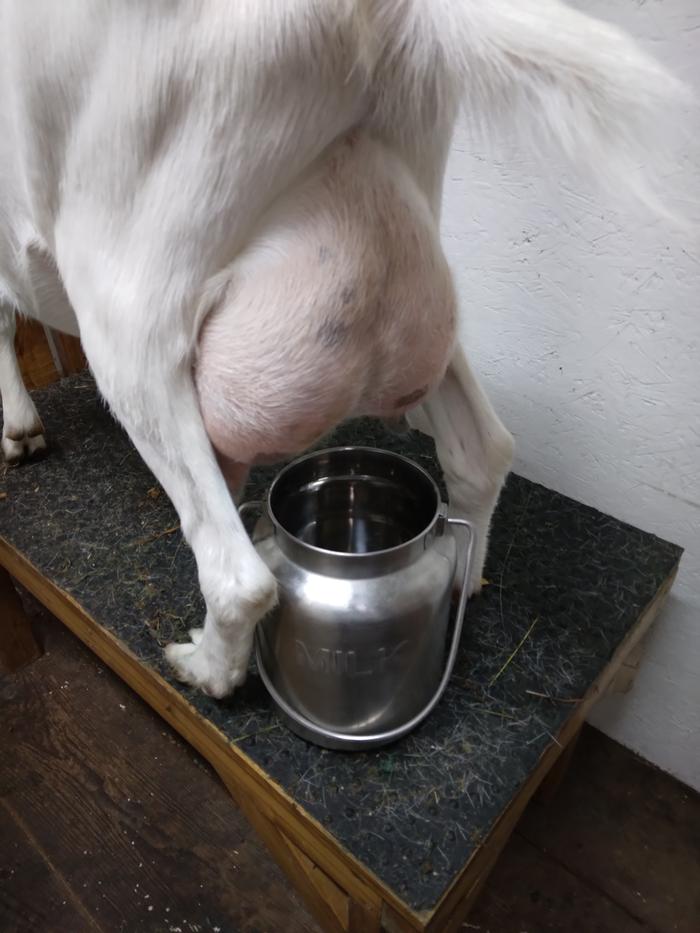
273, 701, 409, 751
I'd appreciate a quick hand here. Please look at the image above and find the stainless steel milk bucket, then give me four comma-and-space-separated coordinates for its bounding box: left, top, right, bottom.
242, 447, 474, 750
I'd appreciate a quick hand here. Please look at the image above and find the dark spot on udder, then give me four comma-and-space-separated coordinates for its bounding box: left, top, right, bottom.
318, 319, 351, 348
395, 386, 428, 409
340, 285, 356, 305
318, 245, 332, 264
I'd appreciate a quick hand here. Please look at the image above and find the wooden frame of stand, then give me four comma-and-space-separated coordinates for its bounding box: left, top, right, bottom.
0, 539, 676, 932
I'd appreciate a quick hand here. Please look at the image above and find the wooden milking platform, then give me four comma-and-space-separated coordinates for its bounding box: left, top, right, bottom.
0, 375, 682, 932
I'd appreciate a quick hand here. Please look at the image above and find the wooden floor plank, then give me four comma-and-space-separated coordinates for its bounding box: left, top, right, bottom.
0, 805, 98, 933
517, 726, 700, 933
0, 598, 319, 933
467, 834, 652, 933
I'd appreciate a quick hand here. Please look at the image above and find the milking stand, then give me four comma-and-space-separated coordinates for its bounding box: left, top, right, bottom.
0, 373, 682, 932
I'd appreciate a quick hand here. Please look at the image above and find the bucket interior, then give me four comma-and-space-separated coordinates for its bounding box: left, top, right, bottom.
269, 448, 439, 555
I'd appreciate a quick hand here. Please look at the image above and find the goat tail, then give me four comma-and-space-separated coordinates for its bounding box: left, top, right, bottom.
371, 0, 692, 219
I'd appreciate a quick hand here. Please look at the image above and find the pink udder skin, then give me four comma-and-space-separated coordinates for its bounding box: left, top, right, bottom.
195, 132, 456, 477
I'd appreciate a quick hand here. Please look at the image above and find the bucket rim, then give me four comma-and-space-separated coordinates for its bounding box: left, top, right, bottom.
265, 444, 443, 561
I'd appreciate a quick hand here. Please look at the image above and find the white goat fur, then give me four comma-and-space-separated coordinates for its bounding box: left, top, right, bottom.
0, 0, 686, 695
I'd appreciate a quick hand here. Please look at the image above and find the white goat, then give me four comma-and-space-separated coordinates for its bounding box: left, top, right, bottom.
0, 1, 686, 696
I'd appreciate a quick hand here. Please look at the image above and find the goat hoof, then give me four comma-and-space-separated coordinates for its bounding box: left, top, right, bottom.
2, 430, 48, 465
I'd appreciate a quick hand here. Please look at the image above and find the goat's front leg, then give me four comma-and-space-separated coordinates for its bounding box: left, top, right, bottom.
75, 313, 276, 698
408, 345, 514, 594
0, 304, 47, 464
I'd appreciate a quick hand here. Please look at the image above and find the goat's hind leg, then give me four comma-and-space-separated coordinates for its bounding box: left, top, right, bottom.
408, 345, 514, 594
59, 268, 277, 698
0, 303, 47, 464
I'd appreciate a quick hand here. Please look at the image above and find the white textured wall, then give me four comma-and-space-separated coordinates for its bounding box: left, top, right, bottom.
442, 0, 700, 789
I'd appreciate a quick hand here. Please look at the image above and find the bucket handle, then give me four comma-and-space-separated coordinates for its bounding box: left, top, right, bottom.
254, 513, 476, 749
239, 500, 273, 541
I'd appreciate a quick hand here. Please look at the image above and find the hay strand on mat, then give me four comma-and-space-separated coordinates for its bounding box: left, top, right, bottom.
489, 616, 539, 686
